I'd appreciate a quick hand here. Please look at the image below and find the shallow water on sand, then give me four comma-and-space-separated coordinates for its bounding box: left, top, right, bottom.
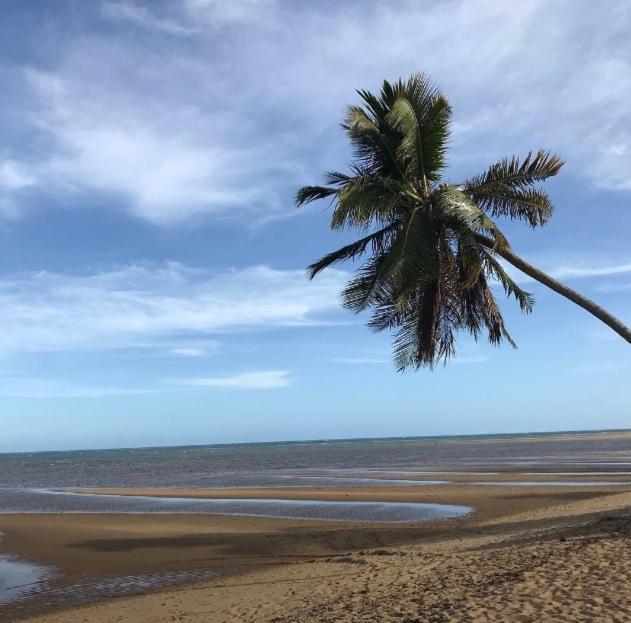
1, 567, 228, 619
471, 480, 631, 487
0, 489, 471, 523
0, 555, 52, 604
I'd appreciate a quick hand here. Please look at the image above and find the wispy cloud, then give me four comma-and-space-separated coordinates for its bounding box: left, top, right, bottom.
18, 66, 287, 225
101, 2, 197, 35
182, 0, 277, 26
176, 369, 291, 389
168, 346, 212, 358
0, 264, 346, 356
0, 375, 155, 398
453, 356, 489, 365
550, 263, 631, 280
331, 357, 389, 365
596, 282, 631, 293
0, 160, 37, 218
501, 257, 631, 286
3, 0, 630, 224
0, 160, 36, 191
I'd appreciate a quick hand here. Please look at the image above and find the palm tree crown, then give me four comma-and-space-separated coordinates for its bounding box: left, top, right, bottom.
297, 73, 584, 370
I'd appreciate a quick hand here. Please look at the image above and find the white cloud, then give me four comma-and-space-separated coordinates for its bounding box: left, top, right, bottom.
3, 0, 629, 224
551, 263, 631, 280
0, 375, 154, 398
504, 258, 631, 285
176, 369, 290, 389
332, 357, 389, 365
102, 0, 277, 34
453, 356, 489, 365
182, 0, 277, 26
0, 264, 346, 356
0, 160, 37, 218
0, 160, 37, 190
168, 346, 211, 358
19, 66, 283, 225
596, 282, 631, 293
102, 2, 197, 35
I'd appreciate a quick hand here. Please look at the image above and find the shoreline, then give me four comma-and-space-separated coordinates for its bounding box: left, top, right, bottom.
2, 471, 631, 621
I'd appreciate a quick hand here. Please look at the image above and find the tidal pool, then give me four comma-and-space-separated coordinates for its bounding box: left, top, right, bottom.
2, 488, 471, 523
0, 555, 52, 604
471, 480, 631, 487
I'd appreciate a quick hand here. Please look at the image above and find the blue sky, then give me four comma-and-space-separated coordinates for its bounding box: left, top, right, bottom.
0, 0, 629, 452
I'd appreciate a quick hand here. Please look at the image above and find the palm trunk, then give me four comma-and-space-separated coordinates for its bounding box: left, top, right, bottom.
476, 235, 631, 344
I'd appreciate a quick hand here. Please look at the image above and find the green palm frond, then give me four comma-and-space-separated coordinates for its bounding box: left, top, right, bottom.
467, 184, 553, 227
342, 208, 440, 314
433, 187, 509, 251
460, 271, 516, 348
342, 253, 394, 313
297, 72, 566, 369
331, 173, 403, 230
480, 249, 534, 312
307, 221, 401, 279
343, 106, 404, 180
392, 262, 462, 371
386, 74, 451, 186
467, 150, 564, 189
324, 171, 352, 185
295, 185, 338, 206
464, 150, 563, 226
392, 280, 444, 370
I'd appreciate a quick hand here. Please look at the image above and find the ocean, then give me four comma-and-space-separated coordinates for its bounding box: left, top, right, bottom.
1, 430, 630, 493
1, 430, 630, 615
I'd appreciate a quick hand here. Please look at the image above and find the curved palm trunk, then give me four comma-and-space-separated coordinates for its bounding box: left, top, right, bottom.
476, 235, 631, 343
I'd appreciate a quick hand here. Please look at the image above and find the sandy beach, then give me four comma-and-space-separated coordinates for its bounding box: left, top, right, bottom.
2, 462, 631, 622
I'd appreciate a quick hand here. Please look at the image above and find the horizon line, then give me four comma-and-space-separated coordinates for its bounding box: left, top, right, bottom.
3, 427, 630, 456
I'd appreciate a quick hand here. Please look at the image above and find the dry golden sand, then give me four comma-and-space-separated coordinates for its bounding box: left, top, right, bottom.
2, 477, 631, 622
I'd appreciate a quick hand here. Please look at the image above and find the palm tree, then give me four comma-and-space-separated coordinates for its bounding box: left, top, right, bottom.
297, 73, 630, 370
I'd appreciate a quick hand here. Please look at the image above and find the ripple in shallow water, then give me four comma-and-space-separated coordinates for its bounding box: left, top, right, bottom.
0, 555, 52, 605
0, 567, 227, 618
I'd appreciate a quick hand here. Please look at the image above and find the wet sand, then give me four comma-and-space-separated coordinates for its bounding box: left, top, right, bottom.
0, 474, 629, 621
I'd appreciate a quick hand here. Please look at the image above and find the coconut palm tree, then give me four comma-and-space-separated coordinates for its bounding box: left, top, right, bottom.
297, 73, 630, 370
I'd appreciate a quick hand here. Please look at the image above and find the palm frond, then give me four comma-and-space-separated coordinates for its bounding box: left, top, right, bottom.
434, 187, 509, 251
342, 208, 440, 313
467, 184, 553, 227
457, 267, 516, 347
307, 221, 401, 279
385, 73, 451, 185
342, 253, 393, 313
391, 271, 462, 371
296, 185, 338, 206
480, 249, 534, 312
465, 150, 563, 190
342, 106, 404, 180
330, 173, 403, 230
